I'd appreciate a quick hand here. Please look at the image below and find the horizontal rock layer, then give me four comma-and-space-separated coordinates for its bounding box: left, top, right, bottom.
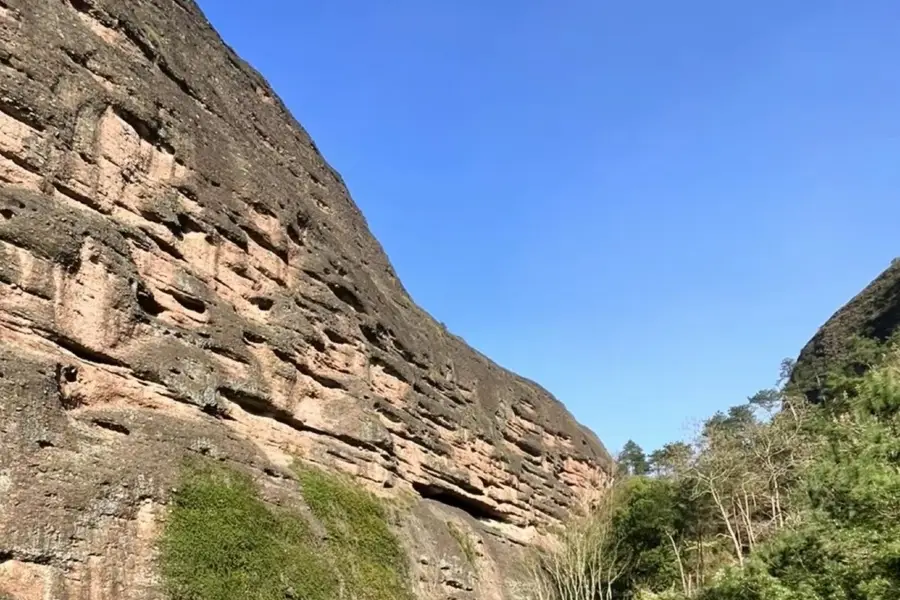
0, 0, 612, 597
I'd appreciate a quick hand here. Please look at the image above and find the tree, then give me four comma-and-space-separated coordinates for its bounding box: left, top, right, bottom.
777, 358, 795, 389
611, 476, 691, 597
649, 442, 693, 477
525, 340, 900, 600
528, 487, 631, 600
747, 388, 780, 412
618, 440, 650, 477
691, 423, 749, 566
700, 378, 900, 600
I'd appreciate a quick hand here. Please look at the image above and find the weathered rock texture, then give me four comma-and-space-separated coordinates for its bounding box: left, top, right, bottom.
0, 0, 612, 597
791, 259, 900, 402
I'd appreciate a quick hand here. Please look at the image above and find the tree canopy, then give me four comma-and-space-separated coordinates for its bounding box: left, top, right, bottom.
527, 335, 900, 600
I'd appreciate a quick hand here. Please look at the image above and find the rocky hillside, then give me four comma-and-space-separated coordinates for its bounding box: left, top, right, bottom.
791, 259, 900, 402
0, 0, 612, 598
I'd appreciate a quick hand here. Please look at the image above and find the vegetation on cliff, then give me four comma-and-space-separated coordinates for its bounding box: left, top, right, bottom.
527, 336, 900, 600
790, 261, 900, 404
296, 465, 412, 600
160, 461, 412, 600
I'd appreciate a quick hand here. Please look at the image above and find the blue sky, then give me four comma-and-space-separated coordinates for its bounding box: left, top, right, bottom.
197, 0, 900, 454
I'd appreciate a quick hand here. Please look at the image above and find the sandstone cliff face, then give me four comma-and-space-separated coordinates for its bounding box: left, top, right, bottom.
0, 1, 612, 598
791, 260, 900, 402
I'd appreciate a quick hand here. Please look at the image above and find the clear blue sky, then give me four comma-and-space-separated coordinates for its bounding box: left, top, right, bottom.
197, 0, 900, 454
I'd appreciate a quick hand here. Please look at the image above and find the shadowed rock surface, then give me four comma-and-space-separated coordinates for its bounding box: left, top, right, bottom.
791, 260, 900, 403
0, 0, 613, 597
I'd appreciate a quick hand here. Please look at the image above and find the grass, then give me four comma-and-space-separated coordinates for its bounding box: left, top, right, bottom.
296, 465, 413, 600
159, 458, 412, 600
447, 521, 478, 566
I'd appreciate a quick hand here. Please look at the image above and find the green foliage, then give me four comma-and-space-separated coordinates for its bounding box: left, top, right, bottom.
618, 439, 650, 476
790, 333, 898, 406
701, 403, 757, 440
160, 460, 412, 600
611, 477, 683, 593
695, 563, 807, 600
296, 465, 413, 600
160, 460, 336, 600
649, 442, 693, 476
530, 336, 900, 600
853, 359, 900, 418
823, 335, 886, 404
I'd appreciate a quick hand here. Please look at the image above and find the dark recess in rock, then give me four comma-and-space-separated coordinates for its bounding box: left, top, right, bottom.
413, 482, 509, 523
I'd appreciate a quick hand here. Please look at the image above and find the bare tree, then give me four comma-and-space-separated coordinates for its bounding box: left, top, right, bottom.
526, 490, 630, 600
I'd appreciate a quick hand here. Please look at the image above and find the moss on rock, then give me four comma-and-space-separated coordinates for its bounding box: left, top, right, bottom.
160, 460, 336, 600
159, 459, 412, 600
296, 465, 413, 600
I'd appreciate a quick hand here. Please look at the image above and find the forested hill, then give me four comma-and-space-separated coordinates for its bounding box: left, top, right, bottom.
791, 259, 900, 403
529, 264, 900, 600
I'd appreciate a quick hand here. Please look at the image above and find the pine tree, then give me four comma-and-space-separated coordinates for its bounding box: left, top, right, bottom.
618, 440, 650, 476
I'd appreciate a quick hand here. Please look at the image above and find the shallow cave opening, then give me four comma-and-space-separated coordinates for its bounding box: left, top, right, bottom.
327, 282, 366, 313
135, 284, 165, 317
412, 482, 510, 524
249, 296, 274, 311
167, 289, 207, 314
91, 418, 131, 436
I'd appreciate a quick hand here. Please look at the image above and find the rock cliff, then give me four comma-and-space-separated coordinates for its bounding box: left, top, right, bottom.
0, 0, 612, 598
791, 260, 900, 402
